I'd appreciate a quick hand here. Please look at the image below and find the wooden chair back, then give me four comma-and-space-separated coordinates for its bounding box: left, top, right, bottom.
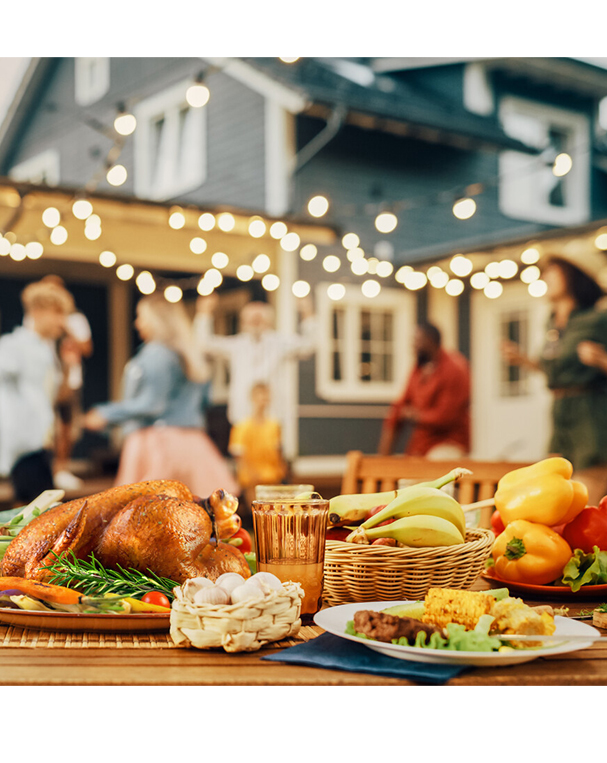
340, 451, 531, 528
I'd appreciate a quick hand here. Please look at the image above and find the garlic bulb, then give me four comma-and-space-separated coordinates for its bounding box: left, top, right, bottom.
193, 585, 230, 606
230, 579, 266, 604
182, 576, 214, 602
251, 572, 283, 591
214, 572, 246, 597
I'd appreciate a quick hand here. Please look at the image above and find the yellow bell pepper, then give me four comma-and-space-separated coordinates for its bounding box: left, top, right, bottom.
123, 597, 171, 613
492, 519, 573, 585
494, 457, 586, 527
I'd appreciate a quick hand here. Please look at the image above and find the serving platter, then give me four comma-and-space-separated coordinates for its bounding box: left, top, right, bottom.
314, 601, 600, 667
481, 568, 607, 600
0, 607, 171, 633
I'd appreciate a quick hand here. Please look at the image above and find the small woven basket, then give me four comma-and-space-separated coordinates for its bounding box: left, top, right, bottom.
169, 581, 304, 652
322, 528, 495, 606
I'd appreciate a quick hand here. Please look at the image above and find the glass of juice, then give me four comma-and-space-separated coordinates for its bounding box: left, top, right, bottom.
254, 484, 315, 501
252, 494, 329, 620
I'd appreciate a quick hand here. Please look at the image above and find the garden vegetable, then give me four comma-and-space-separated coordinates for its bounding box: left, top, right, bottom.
492, 519, 573, 585
494, 457, 587, 527
562, 504, 607, 554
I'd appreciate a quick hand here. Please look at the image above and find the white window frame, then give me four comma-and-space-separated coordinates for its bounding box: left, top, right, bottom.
9, 149, 60, 185
315, 282, 415, 402
133, 79, 207, 200
498, 95, 590, 226
74, 57, 110, 106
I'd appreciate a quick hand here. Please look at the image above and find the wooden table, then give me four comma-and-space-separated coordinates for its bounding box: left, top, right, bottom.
1, 578, 606, 686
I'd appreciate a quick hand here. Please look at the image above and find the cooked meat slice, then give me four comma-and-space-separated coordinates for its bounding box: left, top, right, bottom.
353, 610, 443, 644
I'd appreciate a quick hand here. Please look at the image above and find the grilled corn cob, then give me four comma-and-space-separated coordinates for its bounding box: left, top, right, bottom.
421, 588, 496, 631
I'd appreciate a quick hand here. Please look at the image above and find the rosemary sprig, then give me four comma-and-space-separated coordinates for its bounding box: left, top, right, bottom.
42, 551, 179, 600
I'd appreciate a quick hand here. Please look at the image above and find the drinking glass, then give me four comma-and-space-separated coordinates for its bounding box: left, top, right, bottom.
252, 494, 329, 620
254, 484, 314, 501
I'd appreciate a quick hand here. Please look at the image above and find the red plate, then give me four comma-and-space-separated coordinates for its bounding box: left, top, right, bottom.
481, 568, 607, 600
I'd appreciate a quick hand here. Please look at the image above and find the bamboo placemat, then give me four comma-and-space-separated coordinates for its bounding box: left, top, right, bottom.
0, 624, 322, 650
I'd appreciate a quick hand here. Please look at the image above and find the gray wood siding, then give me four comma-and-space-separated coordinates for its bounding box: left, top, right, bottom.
6, 58, 266, 210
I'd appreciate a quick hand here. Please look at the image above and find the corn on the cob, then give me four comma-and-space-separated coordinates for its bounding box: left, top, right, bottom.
421, 588, 495, 631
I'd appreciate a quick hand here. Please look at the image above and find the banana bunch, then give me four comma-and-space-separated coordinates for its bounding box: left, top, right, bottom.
345, 486, 466, 547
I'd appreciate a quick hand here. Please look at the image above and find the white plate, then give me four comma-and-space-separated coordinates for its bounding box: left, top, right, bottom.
314, 601, 601, 667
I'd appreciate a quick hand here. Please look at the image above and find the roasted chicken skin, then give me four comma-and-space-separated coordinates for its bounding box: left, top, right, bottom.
1, 480, 192, 579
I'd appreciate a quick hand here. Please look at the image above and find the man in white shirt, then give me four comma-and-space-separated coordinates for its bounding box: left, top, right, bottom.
0, 277, 74, 505
194, 295, 317, 457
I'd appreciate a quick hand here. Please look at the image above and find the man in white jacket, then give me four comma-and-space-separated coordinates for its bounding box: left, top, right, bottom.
0, 277, 74, 504
194, 294, 317, 459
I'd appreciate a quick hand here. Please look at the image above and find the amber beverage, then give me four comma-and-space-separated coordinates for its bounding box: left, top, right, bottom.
252, 496, 329, 619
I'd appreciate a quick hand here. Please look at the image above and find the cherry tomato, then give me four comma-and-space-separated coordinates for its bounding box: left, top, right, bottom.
227, 527, 253, 554
142, 591, 171, 608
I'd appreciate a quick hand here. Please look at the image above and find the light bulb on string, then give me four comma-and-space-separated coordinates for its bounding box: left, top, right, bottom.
211, 252, 229, 269
327, 283, 346, 301
351, 258, 369, 275
498, 259, 518, 279
362, 279, 381, 298
164, 285, 183, 303
42, 207, 60, 228
529, 280, 548, 298
186, 74, 210, 108
279, 57, 300, 63
0, 238, 10, 255
375, 212, 397, 233
470, 271, 490, 290
449, 255, 473, 277
323, 255, 341, 273
50, 226, 68, 245
342, 232, 359, 249
25, 241, 43, 259
252, 253, 271, 273
106, 164, 127, 186
136, 271, 156, 295
429, 270, 449, 289
248, 218, 267, 238
307, 195, 329, 217
116, 264, 134, 281
292, 280, 310, 298
453, 197, 476, 220
205, 269, 223, 288
99, 250, 116, 268
484, 281, 503, 299
262, 274, 280, 291
300, 244, 317, 261
521, 247, 541, 264
169, 209, 186, 229
346, 247, 364, 262
190, 237, 207, 254
198, 213, 216, 231
281, 232, 300, 251
269, 221, 288, 239
10, 243, 26, 261
395, 265, 413, 283
236, 264, 254, 282
595, 232, 607, 251
553, 153, 573, 177
72, 198, 93, 220
376, 261, 394, 278
402, 271, 427, 291
485, 261, 501, 279
197, 278, 214, 297
114, 104, 137, 136
521, 265, 541, 284
217, 213, 235, 232
445, 278, 464, 296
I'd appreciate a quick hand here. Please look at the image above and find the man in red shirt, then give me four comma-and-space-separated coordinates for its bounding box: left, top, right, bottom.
378, 323, 471, 458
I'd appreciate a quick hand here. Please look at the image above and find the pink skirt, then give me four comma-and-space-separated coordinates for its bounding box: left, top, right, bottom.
115, 426, 240, 499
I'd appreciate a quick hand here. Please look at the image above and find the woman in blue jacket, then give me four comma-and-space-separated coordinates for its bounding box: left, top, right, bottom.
83, 293, 238, 498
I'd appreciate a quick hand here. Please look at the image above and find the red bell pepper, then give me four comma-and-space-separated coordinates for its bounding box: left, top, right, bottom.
490, 510, 506, 536
562, 499, 607, 554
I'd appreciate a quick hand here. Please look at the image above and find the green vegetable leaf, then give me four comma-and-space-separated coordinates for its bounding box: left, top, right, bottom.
560, 546, 607, 592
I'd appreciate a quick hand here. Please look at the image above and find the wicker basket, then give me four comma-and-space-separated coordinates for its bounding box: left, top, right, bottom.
169, 581, 304, 652
322, 528, 495, 606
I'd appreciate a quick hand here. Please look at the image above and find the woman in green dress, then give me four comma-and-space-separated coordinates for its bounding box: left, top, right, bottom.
503, 255, 607, 506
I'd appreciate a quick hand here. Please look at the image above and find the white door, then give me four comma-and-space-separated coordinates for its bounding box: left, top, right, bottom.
470, 281, 552, 461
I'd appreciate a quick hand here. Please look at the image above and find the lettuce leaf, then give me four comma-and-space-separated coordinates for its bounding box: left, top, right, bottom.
559, 546, 607, 592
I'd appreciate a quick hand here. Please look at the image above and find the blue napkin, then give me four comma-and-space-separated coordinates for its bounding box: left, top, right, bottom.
262, 633, 468, 685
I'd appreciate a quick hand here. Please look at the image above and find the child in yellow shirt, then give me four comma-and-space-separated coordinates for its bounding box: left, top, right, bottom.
229, 382, 287, 521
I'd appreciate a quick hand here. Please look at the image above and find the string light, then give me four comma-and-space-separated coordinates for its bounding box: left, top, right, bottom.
351, 258, 369, 275
395, 265, 413, 283
252, 253, 271, 273
197, 277, 214, 296
211, 251, 229, 269
366, 257, 379, 275
169, 209, 186, 229
445, 278, 464, 296
50, 226, 68, 245
376, 261, 394, 278
485, 261, 501, 279
114, 106, 137, 136
25, 241, 43, 259
99, 250, 117, 268
198, 213, 216, 231
484, 281, 503, 299
342, 233, 359, 249
72, 199, 93, 220
429, 270, 449, 289
136, 271, 156, 294
470, 271, 490, 290
529, 280, 548, 297
553, 153, 573, 177
595, 232, 607, 250
327, 283, 346, 300
248, 218, 267, 238
307, 195, 329, 217
346, 247, 364, 261
453, 197, 476, 220
236, 264, 254, 281
164, 285, 183, 303
280, 232, 300, 251
190, 237, 207, 254
205, 269, 223, 288
375, 212, 397, 233
362, 279, 381, 298
10, 243, 26, 261
186, 76, 210, 108
106, 164, 127, 186
402, 271, 427, 290
498, 259, 518, 279
116, 263, 134, 281
322, 255, 341, 272
42, 207, 60, 227
300, 244, 317, 261
292, 280, 311, 297
279, 57, 300, 63
449, 255, 473, 277
521, 265, 541, 283
269, 221, 288, 239
0, 238, 10, 255
521, 247, 541, 264
217, 213, 235, 232
262, 274, 280, 291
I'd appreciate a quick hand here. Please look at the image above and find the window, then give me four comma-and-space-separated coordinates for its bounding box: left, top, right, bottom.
75, 58, 110, 106
133, 80, 207, 200
316, 282, 414, 402
498, 96, 590, 226
500, 310, 529, 398
9, 149, 60, 185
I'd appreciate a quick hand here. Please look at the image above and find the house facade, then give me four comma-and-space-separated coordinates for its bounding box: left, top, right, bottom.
2, 57, 607, 478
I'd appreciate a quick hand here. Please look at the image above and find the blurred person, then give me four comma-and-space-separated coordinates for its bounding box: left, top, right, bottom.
0, 276, 74, 505
194, 293, 317, 449
378, 322, 471, 459
502, 254, 607, 505
228, 381, 288, 524
82, 293, 238, 498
